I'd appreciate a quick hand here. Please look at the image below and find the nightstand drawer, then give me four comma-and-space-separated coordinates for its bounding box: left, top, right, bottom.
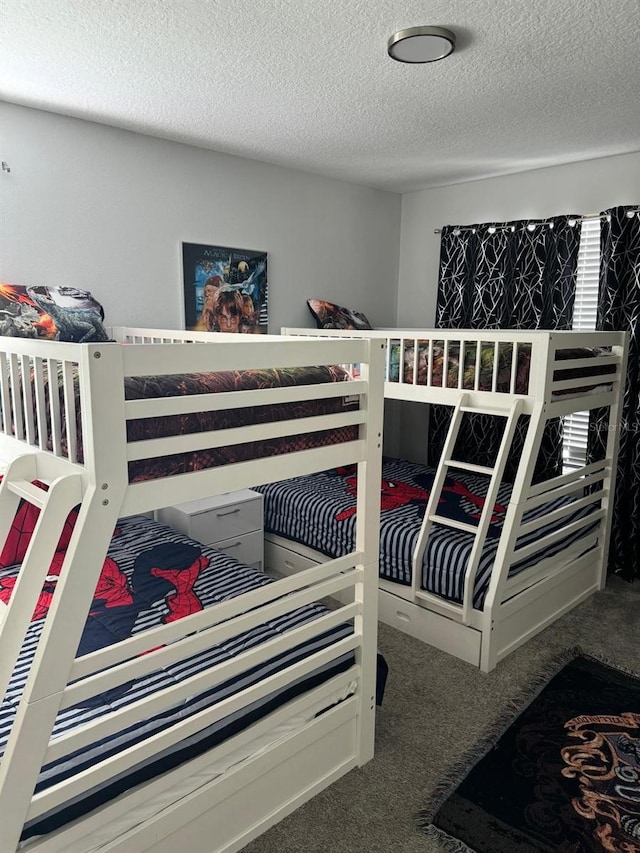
213, 530, 263, 571
156, 490, 263, 547
190, 496, 261, 544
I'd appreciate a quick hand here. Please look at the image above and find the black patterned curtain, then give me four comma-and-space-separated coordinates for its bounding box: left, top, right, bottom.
588, 206, 640, 580
431, 216, 581, 481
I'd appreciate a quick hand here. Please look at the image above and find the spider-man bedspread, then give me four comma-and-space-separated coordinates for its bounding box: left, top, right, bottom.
256, 457, 599, 608
0, 514, 353, 841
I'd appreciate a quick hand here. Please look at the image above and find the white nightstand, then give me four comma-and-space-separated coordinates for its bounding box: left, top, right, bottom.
157, 489, 264, 571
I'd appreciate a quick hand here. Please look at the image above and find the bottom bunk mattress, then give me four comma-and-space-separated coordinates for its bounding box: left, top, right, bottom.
0, 515, 355, 842
256, 458, 600, 608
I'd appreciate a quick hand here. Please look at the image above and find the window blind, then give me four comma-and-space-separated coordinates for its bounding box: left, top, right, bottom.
563, 217, 601, 470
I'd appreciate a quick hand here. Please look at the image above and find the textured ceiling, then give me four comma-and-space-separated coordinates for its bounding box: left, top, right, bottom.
2, 0, 640, 193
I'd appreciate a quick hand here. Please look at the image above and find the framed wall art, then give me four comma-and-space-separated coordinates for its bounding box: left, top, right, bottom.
182, 242, 268, 334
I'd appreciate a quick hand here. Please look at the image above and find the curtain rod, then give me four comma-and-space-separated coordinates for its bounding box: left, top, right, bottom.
433, 208, 640, 234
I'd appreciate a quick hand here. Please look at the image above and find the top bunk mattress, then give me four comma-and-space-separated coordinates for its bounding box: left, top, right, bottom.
387, 339, 615, 394
37, 363, 360, 481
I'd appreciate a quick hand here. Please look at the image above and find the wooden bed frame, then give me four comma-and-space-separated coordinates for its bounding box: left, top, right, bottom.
268, 327, 628, 673
0, 327, 385, 853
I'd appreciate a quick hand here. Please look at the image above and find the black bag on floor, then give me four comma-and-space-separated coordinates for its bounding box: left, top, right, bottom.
376, 653, 389, 706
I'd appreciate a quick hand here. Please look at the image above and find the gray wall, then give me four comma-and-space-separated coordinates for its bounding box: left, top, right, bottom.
2, 103, 637, 463
0, 103, 401, 331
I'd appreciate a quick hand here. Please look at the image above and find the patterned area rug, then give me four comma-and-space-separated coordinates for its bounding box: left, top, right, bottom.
417, 649, 640, 852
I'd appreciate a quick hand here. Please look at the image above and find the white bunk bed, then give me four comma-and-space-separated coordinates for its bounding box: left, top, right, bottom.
264, 327, 628, 673
0, 327, 385, 853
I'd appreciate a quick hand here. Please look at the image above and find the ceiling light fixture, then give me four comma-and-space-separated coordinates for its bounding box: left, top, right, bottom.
387, 26, 456, 64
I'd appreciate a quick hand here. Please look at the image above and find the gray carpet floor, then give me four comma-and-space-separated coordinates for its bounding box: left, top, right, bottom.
243, 576, 639, 852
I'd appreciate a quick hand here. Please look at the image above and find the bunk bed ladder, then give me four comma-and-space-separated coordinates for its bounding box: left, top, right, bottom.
412, 394, 523, 623
0, 455, 83, 712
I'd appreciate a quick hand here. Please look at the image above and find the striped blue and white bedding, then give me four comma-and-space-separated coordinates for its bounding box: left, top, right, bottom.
0, 515, 354, 841
256, 458, 599, 608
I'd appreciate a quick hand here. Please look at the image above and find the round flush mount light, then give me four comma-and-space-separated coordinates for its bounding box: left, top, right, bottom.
387, 26, 456, 63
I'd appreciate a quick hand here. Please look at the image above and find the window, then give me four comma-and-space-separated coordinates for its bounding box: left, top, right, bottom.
562, 217, 601, 470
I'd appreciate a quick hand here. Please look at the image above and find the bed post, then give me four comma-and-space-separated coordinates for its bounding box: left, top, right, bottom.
353, 339, 384, 764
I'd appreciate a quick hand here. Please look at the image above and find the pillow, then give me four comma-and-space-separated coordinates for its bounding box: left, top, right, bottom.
0, 284, 110, 342
307, 298, 373, 331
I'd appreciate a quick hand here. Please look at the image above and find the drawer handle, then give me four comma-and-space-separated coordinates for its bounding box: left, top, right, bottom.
224, 541, 242, 549
216, 507, 241, 517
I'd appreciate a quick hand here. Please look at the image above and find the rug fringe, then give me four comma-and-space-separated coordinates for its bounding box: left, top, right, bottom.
421, 823, 478, 853
417, 645, 640, 843
579, 647, 640, 681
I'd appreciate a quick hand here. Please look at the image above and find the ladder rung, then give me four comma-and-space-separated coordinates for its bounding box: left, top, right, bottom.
444, 459, 495, 476
429, 514, 478, 535
7, 479, 48, 509
460, 405, 511, 417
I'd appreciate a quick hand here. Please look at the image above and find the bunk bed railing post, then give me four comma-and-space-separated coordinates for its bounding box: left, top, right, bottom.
353, 339, 384, 765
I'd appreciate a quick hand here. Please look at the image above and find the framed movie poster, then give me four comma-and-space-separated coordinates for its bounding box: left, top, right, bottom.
182, 242, 268, 334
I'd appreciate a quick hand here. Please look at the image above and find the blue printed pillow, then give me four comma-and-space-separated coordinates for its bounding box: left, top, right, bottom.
0, 284, 110, 342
